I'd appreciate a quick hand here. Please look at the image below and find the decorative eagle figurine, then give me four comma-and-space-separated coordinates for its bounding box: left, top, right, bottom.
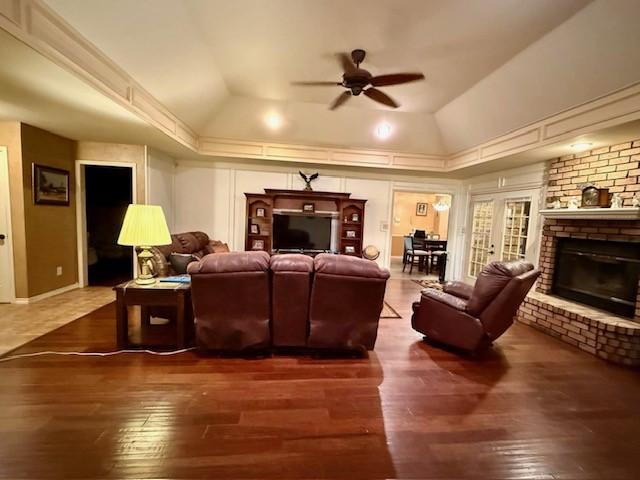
299, 171, 319, 191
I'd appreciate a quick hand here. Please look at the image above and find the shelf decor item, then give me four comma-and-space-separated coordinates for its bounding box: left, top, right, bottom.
346, 230, 356, 238
256, 208, 266, 217
303, 203, 315, 213
299, 171, 319, 191
252, 239, 265, 250
250, 224, 260, 235
33, 164, 70, 205
581, 185, 609, 208
416, 202, 428, 216
345, 245, 355, 254
351, 213, 359, 222
117, 204, 172, 285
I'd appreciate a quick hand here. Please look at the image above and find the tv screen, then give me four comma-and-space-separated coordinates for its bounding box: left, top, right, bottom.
273, 214, 331, 250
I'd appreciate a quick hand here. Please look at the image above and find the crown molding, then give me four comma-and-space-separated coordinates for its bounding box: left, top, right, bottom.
2, 0, 640, 174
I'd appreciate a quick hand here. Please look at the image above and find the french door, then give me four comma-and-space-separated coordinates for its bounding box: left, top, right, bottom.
0, 147, 13, 303
465, 190, 539, 283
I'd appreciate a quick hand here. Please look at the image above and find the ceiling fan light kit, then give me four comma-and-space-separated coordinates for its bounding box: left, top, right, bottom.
292, 49, 425, 110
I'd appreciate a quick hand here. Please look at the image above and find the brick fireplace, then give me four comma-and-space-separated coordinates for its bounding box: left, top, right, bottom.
516, 139, 640, 366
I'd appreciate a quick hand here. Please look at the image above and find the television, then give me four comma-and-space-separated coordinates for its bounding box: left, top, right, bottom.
273, 214, 332, 251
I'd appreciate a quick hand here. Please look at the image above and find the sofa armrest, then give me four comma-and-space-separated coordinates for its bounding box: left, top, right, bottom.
421, 288, 468, 312
443, 281, 474, 300
206, 239, 230, 254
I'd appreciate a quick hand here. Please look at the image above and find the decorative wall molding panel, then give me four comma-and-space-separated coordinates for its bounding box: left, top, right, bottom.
2, 0, 640, 174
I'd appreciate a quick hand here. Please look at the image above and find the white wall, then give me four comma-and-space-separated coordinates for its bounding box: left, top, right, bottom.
173, 159, 465, 275
146, 147, 176, 230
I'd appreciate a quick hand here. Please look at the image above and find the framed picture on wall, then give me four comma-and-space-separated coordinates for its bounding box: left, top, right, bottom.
33, 164, 70, 206
416, 202, 427, 216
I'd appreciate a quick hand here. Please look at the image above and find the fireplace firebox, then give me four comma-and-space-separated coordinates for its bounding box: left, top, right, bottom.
552, 238, 640, 318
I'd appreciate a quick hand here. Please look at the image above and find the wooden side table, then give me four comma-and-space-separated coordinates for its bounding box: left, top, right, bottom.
114, 280, 192, 349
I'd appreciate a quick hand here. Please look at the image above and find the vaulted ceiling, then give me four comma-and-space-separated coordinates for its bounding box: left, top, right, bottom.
2, 0, 640, 172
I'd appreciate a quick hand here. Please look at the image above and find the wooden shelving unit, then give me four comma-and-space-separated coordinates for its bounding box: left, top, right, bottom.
244, 189, 367, 257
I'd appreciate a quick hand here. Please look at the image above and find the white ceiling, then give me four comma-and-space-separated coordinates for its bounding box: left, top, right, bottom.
45, 0, 590, 133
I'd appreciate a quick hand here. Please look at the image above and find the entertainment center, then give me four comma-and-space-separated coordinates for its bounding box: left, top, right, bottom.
245, 189, 367, 257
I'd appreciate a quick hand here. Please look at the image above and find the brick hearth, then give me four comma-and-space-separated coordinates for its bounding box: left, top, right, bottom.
516, 140, 640, 367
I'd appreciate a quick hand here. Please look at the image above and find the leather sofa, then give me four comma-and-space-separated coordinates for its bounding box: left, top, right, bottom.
411, 260, 540, 352
308, 253, 391, 350
188, 251, 271, 352
188, 252, 390, 353
147, 231, 229, 277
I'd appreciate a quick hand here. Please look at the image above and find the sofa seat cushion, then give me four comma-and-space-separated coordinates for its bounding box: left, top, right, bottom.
188, 251, 270, 274
271, 254, 314, 272
314, 253, 390, 279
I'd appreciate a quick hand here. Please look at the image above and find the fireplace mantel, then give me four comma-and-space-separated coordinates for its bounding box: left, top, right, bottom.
540, 207, 640, 220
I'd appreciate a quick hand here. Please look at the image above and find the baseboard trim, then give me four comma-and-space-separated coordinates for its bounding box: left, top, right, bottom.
14, 283, 80, 304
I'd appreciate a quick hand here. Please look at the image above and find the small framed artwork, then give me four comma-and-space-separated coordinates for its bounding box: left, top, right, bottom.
416, 202, 428, 216
33, 164, 70, 206
255, 208, 266, 217
250, 224, 260, 235
344, 245, 356, 254
302, 203, 315, 213
346, 230, 356, 238
251, 239, 265, 250
351, 213, 359, 222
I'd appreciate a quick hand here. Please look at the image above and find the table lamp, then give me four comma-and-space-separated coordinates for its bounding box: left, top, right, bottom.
117, 204, 171, 284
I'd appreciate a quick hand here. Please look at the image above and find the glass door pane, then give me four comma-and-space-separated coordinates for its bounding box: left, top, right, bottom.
501, 200, 531, 262
468, 200, 494, 278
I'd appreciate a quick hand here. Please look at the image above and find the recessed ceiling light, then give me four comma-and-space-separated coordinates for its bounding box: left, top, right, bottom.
375, 121, 392, 140
570, 142, 593, 150
264, 112, 283, 130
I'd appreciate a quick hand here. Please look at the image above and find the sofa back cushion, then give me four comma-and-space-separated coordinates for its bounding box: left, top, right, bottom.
314, 253, 390, 279
187, 250, 270, 274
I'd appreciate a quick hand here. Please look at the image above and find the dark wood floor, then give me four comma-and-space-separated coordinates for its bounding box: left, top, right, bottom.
1, 278, 640, 479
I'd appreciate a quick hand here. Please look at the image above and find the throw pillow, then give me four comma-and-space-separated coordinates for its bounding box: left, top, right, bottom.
169, 253, 199, 274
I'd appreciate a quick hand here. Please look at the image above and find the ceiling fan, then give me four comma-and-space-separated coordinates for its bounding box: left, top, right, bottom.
292, 49, 425, 110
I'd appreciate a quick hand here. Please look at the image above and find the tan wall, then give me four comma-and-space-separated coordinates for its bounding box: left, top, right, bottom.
76, 142, 146, 203
390, 191, 450, 256
0, 121, 27, 297
21, 124, 77, 297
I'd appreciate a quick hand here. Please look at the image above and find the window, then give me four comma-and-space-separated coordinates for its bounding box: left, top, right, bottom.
501, 200, 531, 262
468, 201, 494, 278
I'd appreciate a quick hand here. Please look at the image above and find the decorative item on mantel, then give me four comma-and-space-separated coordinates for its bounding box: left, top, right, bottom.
567, 197, 580, 210
299, 171, 319, 191
580, 184, 610, 208
633, 194, 640, 208
610, 193, 623, 209
550, 198, 562, 209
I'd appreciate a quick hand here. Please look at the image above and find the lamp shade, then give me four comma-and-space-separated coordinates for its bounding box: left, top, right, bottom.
117, 204, 171, 247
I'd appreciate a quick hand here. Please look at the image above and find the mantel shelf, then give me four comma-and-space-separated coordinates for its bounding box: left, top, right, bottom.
540, 207, 640, 220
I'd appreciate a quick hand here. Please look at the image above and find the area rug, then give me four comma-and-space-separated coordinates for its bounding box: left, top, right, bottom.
412, 279, 443, 290
380, 301, 401, 319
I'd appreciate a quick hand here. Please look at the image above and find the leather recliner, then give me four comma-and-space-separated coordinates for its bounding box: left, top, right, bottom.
308, 253, 390, 350
411, 260, 540, 352
188, 251, 271, 352
270, 254, 314, 348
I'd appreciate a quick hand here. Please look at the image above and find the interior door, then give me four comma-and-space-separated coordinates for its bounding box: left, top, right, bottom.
465, 190, 540, 283
0, 147, 13, 303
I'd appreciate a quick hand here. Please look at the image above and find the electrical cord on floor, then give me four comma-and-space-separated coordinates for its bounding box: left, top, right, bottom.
0, 347, 196, 363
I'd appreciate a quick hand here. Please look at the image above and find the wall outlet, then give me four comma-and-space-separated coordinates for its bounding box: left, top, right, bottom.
56, 266, 63, 276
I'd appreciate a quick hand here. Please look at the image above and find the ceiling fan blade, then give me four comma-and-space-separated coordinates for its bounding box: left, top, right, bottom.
370, 73, 425, 87
291, 81, 341, 86
363, 88, 399, 108
329, 91, 351, 110
337, 52, 357, 73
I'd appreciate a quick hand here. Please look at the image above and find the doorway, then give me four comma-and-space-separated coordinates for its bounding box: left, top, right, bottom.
0, 146, 14, 303
390, 191, 452, 278
464, 189, 540, 283
82, 165, 133, 286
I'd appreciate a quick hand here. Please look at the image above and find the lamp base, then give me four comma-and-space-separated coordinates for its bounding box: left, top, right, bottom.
135, 246, 157, 285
